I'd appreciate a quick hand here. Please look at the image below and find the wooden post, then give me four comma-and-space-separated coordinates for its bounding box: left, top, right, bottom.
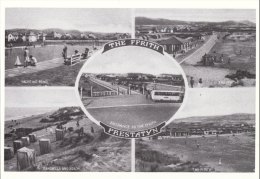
80, 87, 83, 99
28, 134, 37, 143
55, 128, 64, 141
128, 86, 131, 95
90, 86, 93, 97
17, 147, 36, 171
21, 137, 30, 146
117, 87, 119, 95
39, 139, 51, 155
4, 147, 14, 160
13, 140, 23, 153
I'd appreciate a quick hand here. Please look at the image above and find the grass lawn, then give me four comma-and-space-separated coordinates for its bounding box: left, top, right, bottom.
136, 133, 255, 172
209, 39, 256, 73
5, 62, 84, 86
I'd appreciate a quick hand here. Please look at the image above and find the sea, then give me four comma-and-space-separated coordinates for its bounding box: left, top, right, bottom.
5, 107, 57, 121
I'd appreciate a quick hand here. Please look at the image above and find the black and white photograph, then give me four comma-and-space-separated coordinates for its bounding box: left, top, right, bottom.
135, 88, 255, 172
77, 42, 186, 135
4, 88, 131, 172
135, 9, 256, 88
5, 8, 131, 86
0, 0, 259, 178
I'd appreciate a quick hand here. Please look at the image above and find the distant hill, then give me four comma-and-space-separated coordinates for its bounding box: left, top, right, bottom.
5, 28, 128, 37
136, 17, 189, 25
136, 16, 256, 27
173, 113, 255, 125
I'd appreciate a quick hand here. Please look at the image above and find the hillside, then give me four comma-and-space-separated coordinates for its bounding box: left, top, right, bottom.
5, 28, 128, 37
135, 17, 256, 27
173, 113, 255, 125
4, 106, 131, 172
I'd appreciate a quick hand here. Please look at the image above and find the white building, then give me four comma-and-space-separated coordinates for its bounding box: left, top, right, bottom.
26, 32, 37, 42
6, 32, 19, 42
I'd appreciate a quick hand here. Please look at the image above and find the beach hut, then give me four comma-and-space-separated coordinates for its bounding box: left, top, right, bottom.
55, 128, 64, 141
21, 136, 30, 146
28, 134, 37, 143
13, 140, 23, 153
4, 146, 14, 160
39, 139, 51, 155
17, 147, 36, 171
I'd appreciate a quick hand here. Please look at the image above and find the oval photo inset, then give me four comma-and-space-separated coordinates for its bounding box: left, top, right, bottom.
76, 39, 187, 138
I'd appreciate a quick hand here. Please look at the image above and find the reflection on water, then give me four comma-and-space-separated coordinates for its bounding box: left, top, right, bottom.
5, 42, 102, 70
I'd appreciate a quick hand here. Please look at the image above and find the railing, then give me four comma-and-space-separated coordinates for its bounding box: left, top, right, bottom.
92, 91, 118, 97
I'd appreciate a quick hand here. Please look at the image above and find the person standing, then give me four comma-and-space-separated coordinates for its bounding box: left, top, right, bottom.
82, 47, 89, 59
198, 78, 203, 88
62, 44, 68, 60
23, 47, 30, 67
190, 77, 195, 88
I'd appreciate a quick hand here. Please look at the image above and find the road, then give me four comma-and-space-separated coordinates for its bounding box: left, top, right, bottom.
178, 34, 236, 87
83, 95, 181, 132
179, 34, 218, 65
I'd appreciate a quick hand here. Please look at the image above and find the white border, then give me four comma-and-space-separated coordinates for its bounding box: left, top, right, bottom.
1, 0, 259, 179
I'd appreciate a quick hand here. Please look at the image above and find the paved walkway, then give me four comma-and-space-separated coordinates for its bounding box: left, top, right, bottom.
5, 58, 65, 78
5, 49, 99, 78
89, 77, 141, 95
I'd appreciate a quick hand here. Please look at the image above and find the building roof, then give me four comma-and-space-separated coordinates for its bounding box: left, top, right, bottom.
160, 36, 188, 45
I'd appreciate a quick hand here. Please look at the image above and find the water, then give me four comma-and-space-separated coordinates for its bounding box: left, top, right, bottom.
5, 43, 96, 70
5, 107, 57, 121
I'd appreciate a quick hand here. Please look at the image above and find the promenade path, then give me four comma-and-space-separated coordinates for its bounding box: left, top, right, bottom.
5, 58, 65, 78
89, 77, 141, 95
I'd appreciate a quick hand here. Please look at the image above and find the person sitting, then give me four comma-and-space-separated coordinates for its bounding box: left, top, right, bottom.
82, 48, 89, 59
64, 50, 80, 65
29, 55, 37, 66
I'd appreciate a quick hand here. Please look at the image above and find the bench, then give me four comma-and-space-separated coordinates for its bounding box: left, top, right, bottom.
64, 53, 82, 66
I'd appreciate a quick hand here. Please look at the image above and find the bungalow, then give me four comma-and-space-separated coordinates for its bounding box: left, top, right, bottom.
192, 33, 203, 40
46, 31, 62, 40
54, 32, 62, 39
39, 33, 47, 41
165, 27, 174, 33
26, 32, 37, 42
19, 33, 27, 42
87, 33, 96, 39
80, 33, 88, 39
159, 36, 191, 54
171, 128, 190, 137
6, 32, 19, 42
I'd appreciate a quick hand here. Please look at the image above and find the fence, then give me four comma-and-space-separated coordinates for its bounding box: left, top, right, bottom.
91, 90, 118, 97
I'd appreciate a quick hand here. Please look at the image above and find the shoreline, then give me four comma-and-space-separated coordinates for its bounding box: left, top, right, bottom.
5, 108, 57, 122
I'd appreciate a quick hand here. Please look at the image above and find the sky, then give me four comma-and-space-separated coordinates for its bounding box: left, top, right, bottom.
5, 88, 79, 108
5, 8, 132, 33
83, 46, 182, 75
175, 88, 255, 119
135, 9, 256, 23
